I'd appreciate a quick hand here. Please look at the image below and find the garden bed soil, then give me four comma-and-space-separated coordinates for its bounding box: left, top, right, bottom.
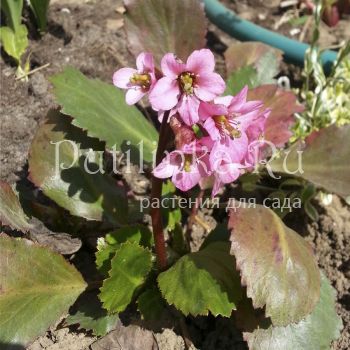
1, 0, 349, 349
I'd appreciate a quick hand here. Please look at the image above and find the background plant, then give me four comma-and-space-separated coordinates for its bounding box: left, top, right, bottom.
0, 0, 50, 78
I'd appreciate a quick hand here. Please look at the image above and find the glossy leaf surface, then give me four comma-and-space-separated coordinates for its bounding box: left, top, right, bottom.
270, 124, 350, 198
99, 242, 153, 313
228, 204, 320, 326
28, 110, 128, 224
50, 68, 158, 163
244, 275, 342, 350
158, 242, 242, 317
0, 236, 86, 347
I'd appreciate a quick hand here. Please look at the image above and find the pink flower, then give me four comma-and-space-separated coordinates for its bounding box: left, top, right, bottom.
209, 135, 248, 196
200, 86, 267, 143
113, 52, 156, 105
149, 49, 225, 126
153, 140, 211, 192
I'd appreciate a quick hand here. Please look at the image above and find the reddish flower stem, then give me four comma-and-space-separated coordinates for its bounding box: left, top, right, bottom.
151, 111, 171, 270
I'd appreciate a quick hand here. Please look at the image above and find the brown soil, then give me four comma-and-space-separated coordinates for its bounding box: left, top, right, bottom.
1, 0, 349, 349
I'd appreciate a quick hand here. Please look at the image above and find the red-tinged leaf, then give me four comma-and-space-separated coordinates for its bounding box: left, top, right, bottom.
123, 0, 207, 65
225, 42, 283, 76
270, 124, 350, 198
0, 235, 86, 347
0, 181, 32, 232
248, 85, 304, 147
228, 204, 320, 326
244, 275, 342, 350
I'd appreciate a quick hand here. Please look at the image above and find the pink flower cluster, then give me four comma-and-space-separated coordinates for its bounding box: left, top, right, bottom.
113, 49, 270, 196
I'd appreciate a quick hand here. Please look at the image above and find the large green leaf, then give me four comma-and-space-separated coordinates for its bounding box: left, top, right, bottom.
157, 242, 242, 317
96, 224, 153, 276
123, 0, 207, 65
0, 235, 86, 347
224, 42, 282, 95
244, 275, 343, 350
65, 293, 119, 337
50, 67, 158, 163
99, 241, 153, 313
0, 24, 28, 63
247, 84, 304, 147
0, 181, 32, 232
28, 110, 128, 225
269, 124, 350, 198
228, 204, 320, 326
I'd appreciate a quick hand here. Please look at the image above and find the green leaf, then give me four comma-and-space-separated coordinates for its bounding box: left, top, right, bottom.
200, 223, 230, 250
28, 0, 50, 33
28, 110, 128, 225
96, 225, 153, 276
0, 235, 86, 347
228, 204, 320, 326
304, 201, 319, 221
270, 124, 350, 198
65, 293, 119, 337
124, 0, 207, 65
224, 42, 282, 95
50, 67, 158, 164
0, 24, 28, 63
0, 181, 32, 232
1, 0, 23, 32
158, 242, 242, 317
99, 242, 153, 313
137, 288, 167, 321
225, 65, 259, 95
244, 275, 343, 350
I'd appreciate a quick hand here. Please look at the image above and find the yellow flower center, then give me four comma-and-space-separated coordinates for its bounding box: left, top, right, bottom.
130, 73, 151, 90
213, 115, 241, 138
179, 72, 195, 95
183, 154, 193, 172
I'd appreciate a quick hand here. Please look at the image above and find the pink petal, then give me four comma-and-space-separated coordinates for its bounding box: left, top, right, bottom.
161, 53, 186, 79
199, 101, 227, 120
216, 163, 242, 184
172, 169, 201, 192
125, 88, 145, 105
203, 118, 221, 141
149, 77, 180, 111
136, 52, 154, 73
153, 155, 178, 179
157, 107, 177, 123
215, 95, 233, 107
177, 95, 200, 125
195, 73, 226, 101
186, 49, 215, 74
212, 177, 223, 197
113, 68, 137, 89
228, 85, 248, 110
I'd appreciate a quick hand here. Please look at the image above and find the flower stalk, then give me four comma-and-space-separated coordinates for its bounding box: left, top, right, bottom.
151, 111, 171, 270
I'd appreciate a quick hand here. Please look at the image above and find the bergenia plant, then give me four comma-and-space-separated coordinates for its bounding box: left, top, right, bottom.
0, 0, 348, 349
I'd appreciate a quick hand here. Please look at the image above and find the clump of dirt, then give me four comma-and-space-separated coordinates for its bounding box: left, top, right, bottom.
305, 195, 350, 349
